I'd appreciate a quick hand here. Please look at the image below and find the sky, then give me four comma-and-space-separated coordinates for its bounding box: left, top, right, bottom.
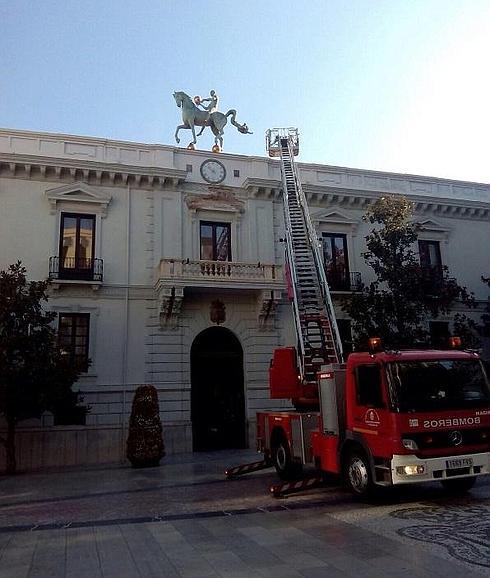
1, 0, 490, 183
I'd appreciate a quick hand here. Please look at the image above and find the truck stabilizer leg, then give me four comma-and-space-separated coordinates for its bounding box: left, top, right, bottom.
225, 459, 271, 479
270, 475, 325, 498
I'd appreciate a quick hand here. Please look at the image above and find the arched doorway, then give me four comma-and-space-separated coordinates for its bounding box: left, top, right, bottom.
191, 327, 246, 451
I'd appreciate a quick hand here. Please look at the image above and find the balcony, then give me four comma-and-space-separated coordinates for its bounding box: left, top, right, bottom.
326, 270, 362, 292
155, 259, 284, 329
48, 256, 104, 287
156, 259, 283, 290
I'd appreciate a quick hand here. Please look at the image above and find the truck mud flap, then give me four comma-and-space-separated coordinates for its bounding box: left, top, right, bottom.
270, 475, 325, 498
225, 460, 272, 479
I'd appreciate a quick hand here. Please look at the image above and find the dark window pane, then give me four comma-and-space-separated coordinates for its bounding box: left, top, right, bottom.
337, 319, 353, 356
62, 217, 77, 267
215, 226, 230, 261
430, 321, 450, 348
200, 222, 231, 261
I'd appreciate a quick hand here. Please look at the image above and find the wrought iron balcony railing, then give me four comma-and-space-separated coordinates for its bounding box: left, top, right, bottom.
49, 256, 104, 283
420, 265, 445, 294
326, 270, 362, 292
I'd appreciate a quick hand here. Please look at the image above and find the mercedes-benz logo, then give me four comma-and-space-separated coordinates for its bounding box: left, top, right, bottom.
449, 430, 463, 446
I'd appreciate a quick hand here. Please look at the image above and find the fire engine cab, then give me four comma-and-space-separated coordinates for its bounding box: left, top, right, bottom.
227, 129, 490, 497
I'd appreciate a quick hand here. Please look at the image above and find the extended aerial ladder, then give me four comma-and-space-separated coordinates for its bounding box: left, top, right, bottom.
266, 128, 343, 403
226, 128, 343, 491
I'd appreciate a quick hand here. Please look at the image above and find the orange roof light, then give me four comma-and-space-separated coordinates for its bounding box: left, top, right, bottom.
368, 337, 383, 354
449, 336, 462, 349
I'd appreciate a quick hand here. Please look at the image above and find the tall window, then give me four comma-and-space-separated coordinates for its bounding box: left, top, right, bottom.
59, 213, 95, 279
322, 233, 350, 290
418, 240, 442, 269
58, 313, 90, 371
200, 221, 231, 261
419, 240, 443, 291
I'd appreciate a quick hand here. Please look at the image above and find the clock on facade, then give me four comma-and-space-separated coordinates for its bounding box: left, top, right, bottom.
200, 159, 226, 184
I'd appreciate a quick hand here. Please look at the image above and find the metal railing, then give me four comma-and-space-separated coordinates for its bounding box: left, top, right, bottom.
49, 256, 103, 282
326, 270, 362, 292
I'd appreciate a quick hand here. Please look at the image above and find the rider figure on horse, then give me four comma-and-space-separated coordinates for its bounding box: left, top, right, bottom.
199, 90, 219, 117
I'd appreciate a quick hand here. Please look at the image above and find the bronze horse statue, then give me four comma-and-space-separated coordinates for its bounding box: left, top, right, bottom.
173, 91, 252, 150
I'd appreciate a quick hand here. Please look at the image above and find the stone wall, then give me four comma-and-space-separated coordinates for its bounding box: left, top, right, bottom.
0, 422, 191, 473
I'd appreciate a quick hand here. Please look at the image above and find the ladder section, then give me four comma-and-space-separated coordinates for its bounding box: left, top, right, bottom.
272, 131, 343, 383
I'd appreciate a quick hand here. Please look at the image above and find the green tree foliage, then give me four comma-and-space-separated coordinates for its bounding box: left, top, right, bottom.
0, 262, 86, 473
342, 196, 476, 349
126, 385, 165, 467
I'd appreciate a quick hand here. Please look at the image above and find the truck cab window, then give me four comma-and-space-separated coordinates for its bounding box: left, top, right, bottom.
356, 364, 383, 407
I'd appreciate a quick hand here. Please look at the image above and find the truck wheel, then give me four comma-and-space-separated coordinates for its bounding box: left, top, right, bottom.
344, 451, 374, 496
440, 476, 476, 493
272, 438, 301, 480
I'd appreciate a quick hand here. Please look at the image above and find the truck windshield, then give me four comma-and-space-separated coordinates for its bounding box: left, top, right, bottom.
387, 359, 490, 412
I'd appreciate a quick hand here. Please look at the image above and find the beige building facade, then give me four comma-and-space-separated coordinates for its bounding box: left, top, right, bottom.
0, 128, 488, 470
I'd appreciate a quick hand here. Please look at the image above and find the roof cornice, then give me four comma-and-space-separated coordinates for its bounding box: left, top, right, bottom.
0, 152, 187, 188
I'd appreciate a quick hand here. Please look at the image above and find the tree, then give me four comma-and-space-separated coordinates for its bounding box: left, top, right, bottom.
0, 262, 86, 473
342, 196, 476, 349
126, 385, 165, 467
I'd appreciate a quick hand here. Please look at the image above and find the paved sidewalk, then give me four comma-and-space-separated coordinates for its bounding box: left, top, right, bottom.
0, 451, 489, 577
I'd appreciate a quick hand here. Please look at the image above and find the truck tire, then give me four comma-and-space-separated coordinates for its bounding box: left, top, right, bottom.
440, 476, 476, 493
344, 450, 374, 496
272, 438, 301, 480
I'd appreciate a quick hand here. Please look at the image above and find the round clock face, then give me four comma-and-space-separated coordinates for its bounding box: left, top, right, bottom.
200, 159, 226, 184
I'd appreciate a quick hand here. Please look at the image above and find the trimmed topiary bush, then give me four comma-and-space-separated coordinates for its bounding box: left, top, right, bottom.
126, 385, 165, 467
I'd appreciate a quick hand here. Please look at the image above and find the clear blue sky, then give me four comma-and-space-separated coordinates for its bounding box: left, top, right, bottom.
2, 0, 490, 182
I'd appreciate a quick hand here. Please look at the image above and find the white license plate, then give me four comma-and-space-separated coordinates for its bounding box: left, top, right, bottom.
446, 458, 473, 469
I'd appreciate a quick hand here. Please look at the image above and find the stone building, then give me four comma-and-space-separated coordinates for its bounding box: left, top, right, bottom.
0, 127, 488, 469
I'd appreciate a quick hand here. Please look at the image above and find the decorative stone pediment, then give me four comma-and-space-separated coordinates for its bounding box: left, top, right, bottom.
45, 182, 112, 217
311, 208, 360, 233
416, 218, 451, 242
185, 186, 245, 214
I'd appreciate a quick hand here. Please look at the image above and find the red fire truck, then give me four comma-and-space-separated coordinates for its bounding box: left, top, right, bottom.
260, 343, 490, 496
227, 129, 490, 496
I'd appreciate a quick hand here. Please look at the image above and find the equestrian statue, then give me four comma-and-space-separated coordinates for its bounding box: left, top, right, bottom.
173, 90, 252, 152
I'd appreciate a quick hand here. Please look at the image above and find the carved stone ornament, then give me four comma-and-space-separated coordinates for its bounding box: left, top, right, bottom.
258, 290, 282, 331
158, 286, 184, 329
185, 187, 245, 213
210, 300, 226, 325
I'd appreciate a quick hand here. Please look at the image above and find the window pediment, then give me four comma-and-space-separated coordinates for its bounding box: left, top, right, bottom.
416, 218, 451, 241
311, 208, 359, 233
45, 182, 112, 217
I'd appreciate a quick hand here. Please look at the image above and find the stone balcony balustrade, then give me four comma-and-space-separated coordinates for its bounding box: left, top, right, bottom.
155, 259, 284, 329
156, 258, 283, 290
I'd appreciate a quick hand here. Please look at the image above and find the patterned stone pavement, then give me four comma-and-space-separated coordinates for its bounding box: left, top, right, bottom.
0, 450, 489, 577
